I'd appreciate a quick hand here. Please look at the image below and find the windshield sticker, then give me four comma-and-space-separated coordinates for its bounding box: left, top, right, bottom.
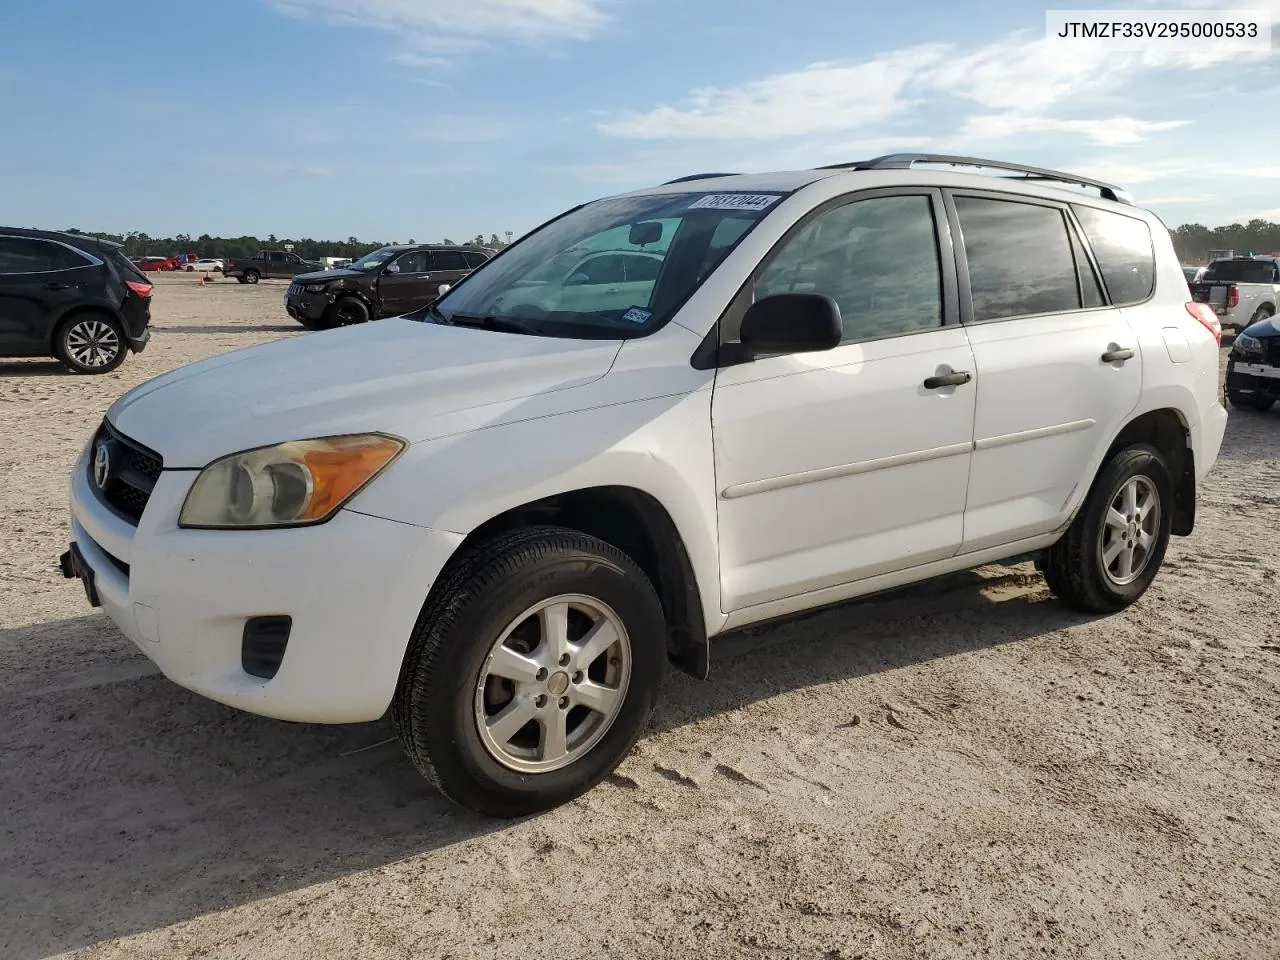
688, 193, 780, 212
621, 306, 654, 325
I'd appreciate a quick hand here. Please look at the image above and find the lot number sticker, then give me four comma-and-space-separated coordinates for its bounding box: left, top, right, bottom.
688, 194, 780, 212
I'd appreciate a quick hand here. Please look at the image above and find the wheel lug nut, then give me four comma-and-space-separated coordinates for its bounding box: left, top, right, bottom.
535, 694, 547, 708
535, 668, 548, 681
558, 697, 569, 709
572, 670, 583, 684
558, 653, 571, 667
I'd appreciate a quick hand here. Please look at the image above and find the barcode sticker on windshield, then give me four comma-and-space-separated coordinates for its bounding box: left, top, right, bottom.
687, 193, 780, 212
622, 306, 653, 325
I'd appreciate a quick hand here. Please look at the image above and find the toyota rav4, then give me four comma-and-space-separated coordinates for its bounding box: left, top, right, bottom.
61, 154, 1227, 817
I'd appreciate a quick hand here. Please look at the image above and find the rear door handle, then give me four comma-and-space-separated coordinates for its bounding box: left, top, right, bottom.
43, 282, 68, 291
1101, 348, 1135, 363
923, 371, 972, 389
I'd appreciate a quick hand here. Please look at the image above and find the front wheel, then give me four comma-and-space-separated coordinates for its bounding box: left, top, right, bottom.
393, 527, 666, 817
54, 313, 128, 374
323, 296, 370, 327
1042, 444, 1174, 613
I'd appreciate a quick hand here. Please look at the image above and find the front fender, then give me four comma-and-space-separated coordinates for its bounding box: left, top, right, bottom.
346, 390, 727, 639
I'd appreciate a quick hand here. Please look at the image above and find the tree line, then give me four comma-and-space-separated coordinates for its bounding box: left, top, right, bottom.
52, 219, 1280, 265
1170, 220, 1280, 263
57, 230, 512, 261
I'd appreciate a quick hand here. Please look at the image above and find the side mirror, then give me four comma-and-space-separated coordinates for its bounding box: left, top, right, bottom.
739, 293, 842, 355
436, 283, 451, 296
629, 221, 663, 246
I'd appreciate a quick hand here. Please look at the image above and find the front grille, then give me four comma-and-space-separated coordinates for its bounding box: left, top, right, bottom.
1267, 338, 1280, 367
87, 421, 163, 525
288, 283, 301, 296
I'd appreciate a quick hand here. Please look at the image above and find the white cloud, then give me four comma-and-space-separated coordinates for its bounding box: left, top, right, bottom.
599, 47, 948, 140
955, 114, 1190, 147
267, 0, 610, 64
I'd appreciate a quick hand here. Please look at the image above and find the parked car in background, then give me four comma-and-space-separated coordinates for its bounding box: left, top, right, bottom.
1225, 311, 1280, 412
224, 251, 322, 284
1181, 264, 1204, 284
0, 227, 153, 373
137, 256, 172, 272
61, 154, 1226, 817
1189, 256, 1280, 332
283, 243, 489, 328
185, 258, 224, 273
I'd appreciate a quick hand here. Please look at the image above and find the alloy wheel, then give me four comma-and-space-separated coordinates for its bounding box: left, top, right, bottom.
474, 594, 631, 774
65, 320, 121, 369
1099, 476, 1160, 586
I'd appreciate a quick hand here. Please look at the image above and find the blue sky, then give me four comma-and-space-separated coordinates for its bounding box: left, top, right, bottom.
1, 0, 1276, 241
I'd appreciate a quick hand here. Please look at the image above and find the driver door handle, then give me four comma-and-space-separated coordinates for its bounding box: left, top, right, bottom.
1101, 347, 1135, 363
43, 282, 68, 291
923, 370, 972, 389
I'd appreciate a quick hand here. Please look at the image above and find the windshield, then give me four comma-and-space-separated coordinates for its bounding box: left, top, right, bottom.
1203, 259, 1279, 283
348, 247, 400, 272
422, 191, 784, 338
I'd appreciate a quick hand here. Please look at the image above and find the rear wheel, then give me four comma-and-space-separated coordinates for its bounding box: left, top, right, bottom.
1248, 305, 1275, 328
54, 313, 128, 374
236, 276, 248, 284
243, 270, 260, 284
1042, 444, 1174, 613
324, 296, 370, 327
393, 527, 666, 817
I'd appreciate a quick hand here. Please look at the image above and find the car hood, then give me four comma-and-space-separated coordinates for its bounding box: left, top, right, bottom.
107, 319, 623, 467
293, 268, 363, 283
1240, 315, 1280, 339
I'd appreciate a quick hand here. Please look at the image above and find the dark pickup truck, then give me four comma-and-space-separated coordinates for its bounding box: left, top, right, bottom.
225, 251, 323, 284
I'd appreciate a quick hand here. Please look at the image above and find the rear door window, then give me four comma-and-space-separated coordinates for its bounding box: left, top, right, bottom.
953, 197, 1081, 321
1072, 205, 1157, 304
462, 251, 490, 269
431, 251, 468, 271
0, 237, 81, 273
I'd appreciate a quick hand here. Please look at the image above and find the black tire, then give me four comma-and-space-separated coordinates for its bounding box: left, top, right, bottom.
185, 265, 194, 272
1248, 305, 1275, 328
1042, 443, 1174, 614
53, 312, 128, 374
243, 270, 260, 284
236, 276, 248, 284
393, 526, 666, 818
1228, 390, 1275, 412
323, 296, 370, 327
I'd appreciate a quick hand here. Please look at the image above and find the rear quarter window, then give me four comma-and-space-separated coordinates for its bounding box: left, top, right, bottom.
1071, 205, 1156, 305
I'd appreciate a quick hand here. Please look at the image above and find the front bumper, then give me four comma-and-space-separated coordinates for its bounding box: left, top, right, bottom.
66, 444, 463, 723
284, 292, 329, 322
1227, 357, 1280, 398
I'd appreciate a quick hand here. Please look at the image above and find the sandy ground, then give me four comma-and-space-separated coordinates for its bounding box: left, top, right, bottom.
1, 272, 1278, 960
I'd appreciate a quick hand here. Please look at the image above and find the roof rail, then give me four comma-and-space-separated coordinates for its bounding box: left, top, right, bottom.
663, 172, 740, 185
817, 153, 1133, 205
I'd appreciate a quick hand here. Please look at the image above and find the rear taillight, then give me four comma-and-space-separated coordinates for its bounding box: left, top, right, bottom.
126, 280, 153, 298
1186, 301, 1221, 346
1227, 284, 1240, 308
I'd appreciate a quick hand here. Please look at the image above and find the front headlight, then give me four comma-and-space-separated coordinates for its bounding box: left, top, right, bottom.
304, 283, 329, 294
1235, 334, 1263, 355
179, 434, 405, 529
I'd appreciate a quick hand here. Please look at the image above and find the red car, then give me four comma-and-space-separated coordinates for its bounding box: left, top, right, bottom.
136, 257, 170, 272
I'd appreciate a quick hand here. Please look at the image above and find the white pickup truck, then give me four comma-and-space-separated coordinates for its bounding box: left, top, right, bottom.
1189, 256, 1280, 332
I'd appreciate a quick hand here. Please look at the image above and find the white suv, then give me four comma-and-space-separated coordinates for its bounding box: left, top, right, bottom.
62, 154, 1227, 817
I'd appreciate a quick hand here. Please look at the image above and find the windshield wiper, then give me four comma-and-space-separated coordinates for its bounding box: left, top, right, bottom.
446, 312, 542, 335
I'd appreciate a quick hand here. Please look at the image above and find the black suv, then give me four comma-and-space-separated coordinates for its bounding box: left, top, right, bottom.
0, 228, 153, 373
283, 244, 491, 329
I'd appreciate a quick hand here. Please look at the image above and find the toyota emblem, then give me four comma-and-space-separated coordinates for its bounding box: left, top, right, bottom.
93, 442, 110, 490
